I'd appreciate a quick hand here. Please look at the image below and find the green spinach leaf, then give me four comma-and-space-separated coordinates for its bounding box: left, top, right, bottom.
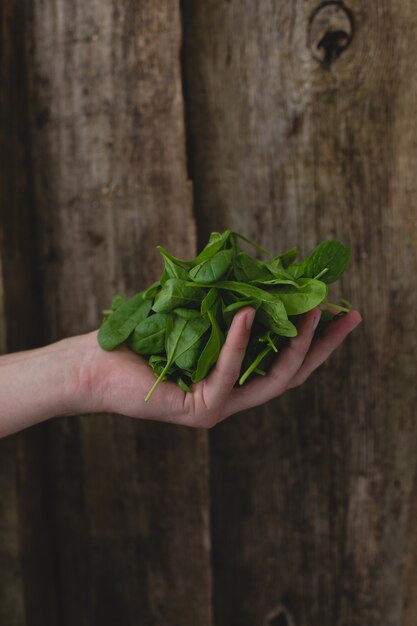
201, 288, 218, 316
98, 294, 152, 351
144, 316, 210, 400
99, 229, 353, 397
267, 278, 328, 315
158, 247, 190, 282
189, 249, 233, 283
233, 251, 272, 282
152, 279, 206, 313
193, 300, 224, 382
287, 240, 350, 284
172, 316, 211, 370
129, 313, 170, 355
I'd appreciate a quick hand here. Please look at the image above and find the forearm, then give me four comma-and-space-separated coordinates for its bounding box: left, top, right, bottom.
0, 336, 93, 438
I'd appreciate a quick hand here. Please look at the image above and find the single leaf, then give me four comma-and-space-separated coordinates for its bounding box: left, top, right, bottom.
267, 278, 328, 315
98, 294, 152, 351
176, 376, 192, 393
171, 316, 211, 370
221, 298, 259, 327
129, 313, 170, 355
144, 315, 211, 401
222, 299, 258, 314
158, 247, 190, 282
102, 293, 127, 320
152, 279, 206, 313
277, 246, 298, 267
190, 230, 232, 266
201, 288, 218, 316
155, 231, 232, 268
141, 280, 161, 301
148, 355, 175, 379
192, 301, 224, 382
189, 249, 233, 284
111, 294, 126, 310
145, 315, 186, 401
155, 245, 189, 268
195, 280, 280, 305
287, 240, 351, 284
232, 231, 271, 256
258, 301, 298, 337
232, 251, 272, 282
149, 354, 167, 367
173, 307, 202, 320
263, 258, 300, 283
251, 276, 300, 288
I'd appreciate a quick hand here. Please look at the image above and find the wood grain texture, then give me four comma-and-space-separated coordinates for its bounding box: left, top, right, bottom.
0, 255, 5, 354
182, 1, 417, 624
0, 2, 49, 624
0, 438, 24, 626
5, 1, 212, 625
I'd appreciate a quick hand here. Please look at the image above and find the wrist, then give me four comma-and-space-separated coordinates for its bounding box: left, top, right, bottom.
49, 331, 105, 417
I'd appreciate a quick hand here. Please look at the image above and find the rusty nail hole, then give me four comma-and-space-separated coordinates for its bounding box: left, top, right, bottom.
308, 1, 354, 66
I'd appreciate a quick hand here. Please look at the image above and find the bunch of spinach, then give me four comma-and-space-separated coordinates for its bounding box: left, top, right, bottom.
98, 231, 352, 400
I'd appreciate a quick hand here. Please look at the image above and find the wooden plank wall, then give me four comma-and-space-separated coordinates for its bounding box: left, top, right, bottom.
182, 1, 417, 625
1, 1, 41, 624
1, 1, 212, 625
1, 0, 417, 625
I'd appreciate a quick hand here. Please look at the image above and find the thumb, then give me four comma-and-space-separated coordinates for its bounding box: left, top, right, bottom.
203, 307, 256, 410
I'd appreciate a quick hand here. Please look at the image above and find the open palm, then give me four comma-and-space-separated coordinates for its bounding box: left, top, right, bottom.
85, 307, 361, 429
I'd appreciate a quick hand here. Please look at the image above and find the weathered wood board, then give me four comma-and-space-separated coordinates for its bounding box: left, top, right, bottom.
182, 1, 417, 625
1, 1, 213, 625
1, 2, 43, 624
2, 0, 417, 624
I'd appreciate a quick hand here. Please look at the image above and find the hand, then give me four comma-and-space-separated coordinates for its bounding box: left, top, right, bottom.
82, 306, 362, 429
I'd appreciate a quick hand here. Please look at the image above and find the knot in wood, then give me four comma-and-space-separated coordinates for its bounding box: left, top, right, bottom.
308, 2, 354, 66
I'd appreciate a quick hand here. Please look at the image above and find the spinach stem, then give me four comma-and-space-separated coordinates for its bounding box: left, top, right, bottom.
239, 345, 273, 386
144, 364, 169, 402
144, 327, 183, 401
313, 267, 329, 281
339, 297, 353, 310
267, 333, 278, 352
322, 300, 351, 313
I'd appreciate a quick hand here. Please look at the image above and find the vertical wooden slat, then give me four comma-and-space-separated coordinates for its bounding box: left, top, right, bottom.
18, 1, 213, 625
0, 256, 5, 354
1, 1, 52, 624
391, 6, 417, 624
0, 438, 24, 626
182, 1, 417, 625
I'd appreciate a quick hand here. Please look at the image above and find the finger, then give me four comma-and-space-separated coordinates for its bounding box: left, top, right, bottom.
285, 309, 362, 389
203, 307, 256, 410
222, 307, 321, 417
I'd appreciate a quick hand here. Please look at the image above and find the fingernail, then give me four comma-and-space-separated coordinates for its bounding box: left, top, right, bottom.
313, 311, 321, 331
246, 309, 256, 330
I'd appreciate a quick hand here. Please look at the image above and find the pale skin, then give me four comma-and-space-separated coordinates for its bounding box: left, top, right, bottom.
0, 306, 362, 438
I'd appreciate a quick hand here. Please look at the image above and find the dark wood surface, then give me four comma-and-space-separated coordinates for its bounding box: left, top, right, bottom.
1, 1, 45, 624
1, 2, 212, 625
182, 1, 417, 625
1, 0, 417, 624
